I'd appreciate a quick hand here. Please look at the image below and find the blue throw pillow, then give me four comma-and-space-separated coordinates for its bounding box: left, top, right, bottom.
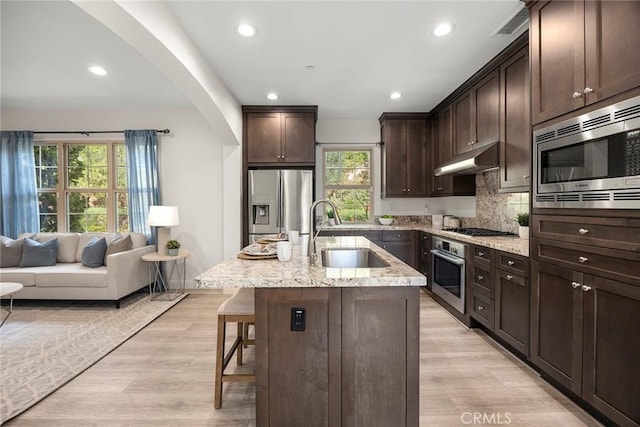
81, 237, 107, 268
20, 238, 58, 267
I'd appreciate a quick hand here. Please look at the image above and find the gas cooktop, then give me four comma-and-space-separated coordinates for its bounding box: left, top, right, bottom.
443, 227, 517, 237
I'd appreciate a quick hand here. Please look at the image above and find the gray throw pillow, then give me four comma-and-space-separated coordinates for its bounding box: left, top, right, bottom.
1, 236, 24, 267
20, 238, 58, 267
81, 237, 107, 268
103, 234, 132, 266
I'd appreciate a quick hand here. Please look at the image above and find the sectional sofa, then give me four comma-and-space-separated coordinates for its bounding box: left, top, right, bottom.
0, 232, 154, 308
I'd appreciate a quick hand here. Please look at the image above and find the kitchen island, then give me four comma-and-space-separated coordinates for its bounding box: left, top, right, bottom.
195, 236, 425, 427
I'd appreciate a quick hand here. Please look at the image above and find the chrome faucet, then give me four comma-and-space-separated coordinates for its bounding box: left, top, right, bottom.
308, 199, 342, 266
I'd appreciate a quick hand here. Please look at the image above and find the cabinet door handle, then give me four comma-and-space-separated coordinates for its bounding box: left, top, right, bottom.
437, 187, 444, 191
578, 228, 589, 235
572, 91, 583, 99
507, 260, 515, 266
582, 285, 592, 292
583, 87, 594, 94
506, 274, 513, 280
578, 256, 589, 263
571, 281, 581, 289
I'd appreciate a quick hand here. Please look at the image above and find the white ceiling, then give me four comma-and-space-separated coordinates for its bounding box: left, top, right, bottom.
1, 0, 526, 120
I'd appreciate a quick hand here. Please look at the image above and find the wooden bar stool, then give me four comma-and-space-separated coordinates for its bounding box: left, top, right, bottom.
214, 287, 255, 409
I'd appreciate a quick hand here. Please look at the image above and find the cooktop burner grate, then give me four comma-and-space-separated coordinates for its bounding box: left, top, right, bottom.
443, 227, 517, 237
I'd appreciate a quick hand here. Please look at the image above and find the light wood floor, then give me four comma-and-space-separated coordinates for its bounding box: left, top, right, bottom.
6, 290, 601, 426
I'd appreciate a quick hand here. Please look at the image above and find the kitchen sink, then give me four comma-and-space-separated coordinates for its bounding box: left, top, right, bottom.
320, 248, 390, 268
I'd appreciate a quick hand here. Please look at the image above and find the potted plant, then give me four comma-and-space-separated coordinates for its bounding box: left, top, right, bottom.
167, 239, 181, 256
515, 213, 529, 240
379, 214, 394, 226
327, 208, 336, 226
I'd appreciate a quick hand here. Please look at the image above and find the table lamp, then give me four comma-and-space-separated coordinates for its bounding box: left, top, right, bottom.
148, 205, 180, 255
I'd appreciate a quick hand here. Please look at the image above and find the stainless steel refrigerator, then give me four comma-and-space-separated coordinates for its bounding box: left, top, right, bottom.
248, 169, 313, 242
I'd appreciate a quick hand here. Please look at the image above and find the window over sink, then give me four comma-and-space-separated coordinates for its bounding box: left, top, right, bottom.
323, 148, 372, 223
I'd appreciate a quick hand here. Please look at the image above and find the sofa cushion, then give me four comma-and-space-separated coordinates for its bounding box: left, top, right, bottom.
1, 236, 24, 267
34, 233, 79, 263
82, 237, 108, 268
20, 238, 58, 267
103, 234, 132, 266
32, 263, 107, 288
0, 267, 36, 286
123, 232, 147, 249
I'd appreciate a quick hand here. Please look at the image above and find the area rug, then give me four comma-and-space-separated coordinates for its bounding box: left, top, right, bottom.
0, 292, 188, 424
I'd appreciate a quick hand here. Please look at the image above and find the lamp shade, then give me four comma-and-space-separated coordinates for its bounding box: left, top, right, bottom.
147, 206, 180, 227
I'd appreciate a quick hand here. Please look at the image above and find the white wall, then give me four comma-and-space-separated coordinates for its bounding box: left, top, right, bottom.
2, 106, 239, 287
315, 118, 475, 218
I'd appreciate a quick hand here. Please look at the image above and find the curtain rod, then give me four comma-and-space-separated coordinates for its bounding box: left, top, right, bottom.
32, 129, 170, 136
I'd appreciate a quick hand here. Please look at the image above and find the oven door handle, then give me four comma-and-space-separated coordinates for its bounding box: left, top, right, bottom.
431, 249, 465, 266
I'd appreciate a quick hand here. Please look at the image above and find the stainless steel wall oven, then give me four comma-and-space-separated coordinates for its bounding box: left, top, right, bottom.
533, 95, 640, 209
431, 237, 466, 314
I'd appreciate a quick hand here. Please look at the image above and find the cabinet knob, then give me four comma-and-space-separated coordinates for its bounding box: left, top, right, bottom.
571, 281, 581, 289
407, 188, 410, 192
478, 275, 484, 281
572, 91, 583, 99
507, 260, 515, 266
281, 156, 285, 160
583, 87, 594, 94
582, 285, 592, 292
478, 251, 484, 256
397, 234, 401, 238
578, 256, 589, 263
523, 174, 529, 179
506, 274, 513, 280
578, 228, 589, 235
437, 187, 444, 191
478, 305, 484, 311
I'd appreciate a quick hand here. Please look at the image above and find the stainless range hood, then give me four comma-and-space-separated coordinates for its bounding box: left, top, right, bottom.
434, 141, 499, 176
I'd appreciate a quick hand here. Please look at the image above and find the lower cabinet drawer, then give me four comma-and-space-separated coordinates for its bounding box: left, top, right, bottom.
470, 291, 494, 330
382, 230, 414, 242
532, 238, 640, 285
472, 265, 492, 296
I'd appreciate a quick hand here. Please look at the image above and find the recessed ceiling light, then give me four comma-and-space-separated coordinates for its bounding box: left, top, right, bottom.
238, 24, 256, 37
88, 66, 107, 76
433, 22, 453, 37
266, 93, 279, 100
390, 92, 402, 100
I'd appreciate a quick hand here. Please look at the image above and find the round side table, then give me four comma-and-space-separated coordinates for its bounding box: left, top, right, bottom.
141, 250, 191, 300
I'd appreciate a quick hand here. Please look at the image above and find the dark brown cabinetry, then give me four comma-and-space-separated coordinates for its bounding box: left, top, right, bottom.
453, 70, 500, 155
243, 106, 317, 165
499, 46, 531, 191
419, 232, 431, 289
531, 211, 640, 426
531, 261, 640, 426
494, 252, 530, 356
256, 287, 419, 426
429, 107, 475, 197
468, 246, 494, 330
467, 246, 530, 357
529, 0, 640, 125
379, 113, 429, 197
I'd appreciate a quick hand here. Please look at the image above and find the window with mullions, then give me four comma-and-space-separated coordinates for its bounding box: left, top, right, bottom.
323, 149, 372, 223
33, 142, 129, 233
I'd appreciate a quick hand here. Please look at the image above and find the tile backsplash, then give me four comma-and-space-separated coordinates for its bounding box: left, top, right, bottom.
460, 170, 529, 233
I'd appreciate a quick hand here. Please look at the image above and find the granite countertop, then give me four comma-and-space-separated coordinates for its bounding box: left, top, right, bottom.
194, 236, 426, 289
323, 224, 530, 257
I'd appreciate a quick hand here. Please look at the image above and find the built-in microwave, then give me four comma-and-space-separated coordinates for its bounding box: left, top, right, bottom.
534, 95, 640, 209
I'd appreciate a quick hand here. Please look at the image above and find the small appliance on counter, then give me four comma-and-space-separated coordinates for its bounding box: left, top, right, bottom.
443, 216, 460, 228
432, 214, 444, 228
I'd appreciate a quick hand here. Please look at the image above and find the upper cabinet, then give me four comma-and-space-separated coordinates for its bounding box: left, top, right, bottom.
430, 107, 476, 197
244, 106, 317, 166
529, 0, 640, 125
453, 70, 500, 155
380, 113, 429, 198
499, 46, 531, 192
